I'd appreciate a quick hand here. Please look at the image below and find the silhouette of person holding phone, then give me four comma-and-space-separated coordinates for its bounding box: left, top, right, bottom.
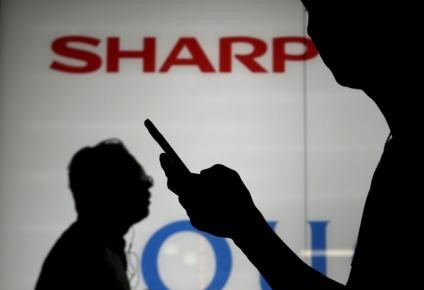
157, 1, 421, 289
35, 139, 153, 290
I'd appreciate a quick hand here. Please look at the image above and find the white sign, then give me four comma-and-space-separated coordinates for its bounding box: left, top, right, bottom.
0, 0, 388, 289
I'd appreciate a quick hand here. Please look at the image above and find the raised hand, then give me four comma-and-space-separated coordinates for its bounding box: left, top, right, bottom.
160, 153, 261, 238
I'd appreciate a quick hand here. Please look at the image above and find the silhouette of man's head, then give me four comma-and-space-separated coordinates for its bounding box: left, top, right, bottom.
301, 1, 412, 91
68, 139, 152, 235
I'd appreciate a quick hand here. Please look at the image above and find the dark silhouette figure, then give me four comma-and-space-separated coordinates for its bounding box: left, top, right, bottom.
35, 139, 153, 290
159, 1, 422, 289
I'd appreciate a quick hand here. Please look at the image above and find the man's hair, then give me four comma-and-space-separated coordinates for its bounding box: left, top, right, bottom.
68, 138, 141, 215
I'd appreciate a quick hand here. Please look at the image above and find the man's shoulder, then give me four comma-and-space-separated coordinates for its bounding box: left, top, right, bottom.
45, 221, 106, 263
35, 222, 110, 289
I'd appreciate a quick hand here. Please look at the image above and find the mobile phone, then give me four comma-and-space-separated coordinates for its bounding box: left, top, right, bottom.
144, 119, 191, 175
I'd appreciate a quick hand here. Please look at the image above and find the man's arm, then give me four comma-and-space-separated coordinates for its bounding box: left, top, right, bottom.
160, 154, 345, 289
232, 210, 344, 289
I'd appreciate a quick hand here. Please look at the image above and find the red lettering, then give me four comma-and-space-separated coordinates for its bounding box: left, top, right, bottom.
50, 35, 319, 74
220, 37, 267, 72
50, 36, 101, 73
107, 37, 156, 72
273, 37, 318, 72
159, 38, 215, 73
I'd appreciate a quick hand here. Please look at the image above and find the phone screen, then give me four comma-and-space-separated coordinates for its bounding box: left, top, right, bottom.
145, 119, 191, 174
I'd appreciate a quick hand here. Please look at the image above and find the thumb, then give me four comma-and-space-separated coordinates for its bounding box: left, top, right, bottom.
159, 153, 173, 177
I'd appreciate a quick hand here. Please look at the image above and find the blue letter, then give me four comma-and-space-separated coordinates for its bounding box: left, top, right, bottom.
141, 220, 232, 290
309, 220, 329, 275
